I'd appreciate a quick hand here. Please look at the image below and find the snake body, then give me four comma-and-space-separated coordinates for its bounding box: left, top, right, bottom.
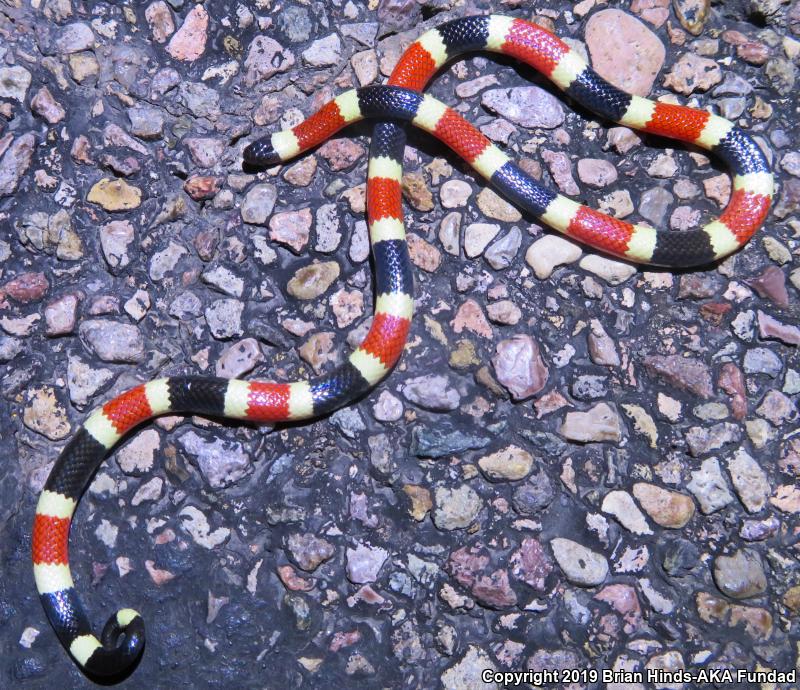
32, 14, 773, 678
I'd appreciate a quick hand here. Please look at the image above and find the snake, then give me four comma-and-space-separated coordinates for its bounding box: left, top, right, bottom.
32, 14, 772, 678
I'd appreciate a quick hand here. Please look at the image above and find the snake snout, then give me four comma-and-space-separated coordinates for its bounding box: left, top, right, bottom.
243, 138, 280, 166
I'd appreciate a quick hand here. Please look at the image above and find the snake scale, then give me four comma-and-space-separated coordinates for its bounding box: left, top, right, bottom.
31, 14, 773, 678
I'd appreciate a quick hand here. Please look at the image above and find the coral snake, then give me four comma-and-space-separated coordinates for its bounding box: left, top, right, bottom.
32, 14, 772, 678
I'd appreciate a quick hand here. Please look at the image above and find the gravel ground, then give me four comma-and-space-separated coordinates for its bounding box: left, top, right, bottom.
1, 0, 799, 688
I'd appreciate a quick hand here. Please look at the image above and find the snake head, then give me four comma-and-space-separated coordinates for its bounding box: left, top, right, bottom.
243, 138, 280, 167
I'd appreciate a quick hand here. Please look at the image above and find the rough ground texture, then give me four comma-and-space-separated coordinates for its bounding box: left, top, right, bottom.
1, 0, 799, 688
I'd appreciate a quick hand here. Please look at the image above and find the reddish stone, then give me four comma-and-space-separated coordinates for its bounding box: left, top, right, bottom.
510, 538, 553, 591
747, 265, 789, 307
718, 362, 747, 420
166, 4, 208, 61
277, 564, 315, 592
2, 272, 48, 303
184, 175, 222, 200
329, 630, 361, 652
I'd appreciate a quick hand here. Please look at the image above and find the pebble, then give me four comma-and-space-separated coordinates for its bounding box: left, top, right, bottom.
23, 386, 70, 441
560, 402, 622, 443
44, 294, 79, 336
633, 482, 695, 528
297, 331, 334, 374
541, 150, 579, 196
69, 52, 99, 83
302, 34, 342, 67
66, 356, 113, 408
315, 203, 342, 253
607, 126, 641, 154
438, 212, 461, 256
117, 428, 160, 474
128, 106, 165, 140
577, 158, 618, 187
79, 319, 144, 362
588, 320, 620, 366
748, 265, 789, 307
31, 87, 66, 124
287, 261, 340, 300
0, 66, 31, 102
441, 646, 499, 690
55, 22, 95, 53
485, 227, 522, 269
179, 506, 230, 549
103, 124, 148, 155
184, 175, 221, 201
685, 422, 740, 457
244, 36, 295, 86
346, 542, 388, 584
756, 389, 796, 425
433, 485, 483, 530
481, 87, 565, 129
771, 484, 800, 513
674, 0, 710, 34
441, 181, 472, 209
87, 178, 141, 211
550, 538, 608, 587
407, 234, 441, 272
0, 337, 22, 363
373, 390, 403, 422
525, 235, 582, 280
451, 299, 492, 339
166, 4, 208, 61
352, 51, 378, 85
664, 53, 722, 94
184, 137, 223, 167
241, 184, 277, 225
0, 133, 35, 197
602, 490, 652, 535
476, 188, 521, 222
727, 449, 770, 513
149, 241, 186, 281
215, 338, 262, 378
743, 347, 782, 377
145, 1, 175, 43
202, 266, 243, 298
286, 533, 335, 572
169, 291, 203, 320
319, 138, 365, 171
486, 300, 521, 325
687, 457, 735, 514
478, 445, 533, 482
464, 223, 500, 258
491, 335, 549, 401
585, 9, 666, 95
512, 467, 555, 516
402, 374, 460, 411
329, 289, 363, 328
204, 298, 244, 339
2, 272, 48, 304
284, 156, 317, 186
643, 354, 712, 398
579, 255, 636, 285
713, 549, 768, 599
758, 310, 800, 345
269, 208, 311, 253
639, 187, 673, 225
132, 477, 163, 506
178, 430, 250, 488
